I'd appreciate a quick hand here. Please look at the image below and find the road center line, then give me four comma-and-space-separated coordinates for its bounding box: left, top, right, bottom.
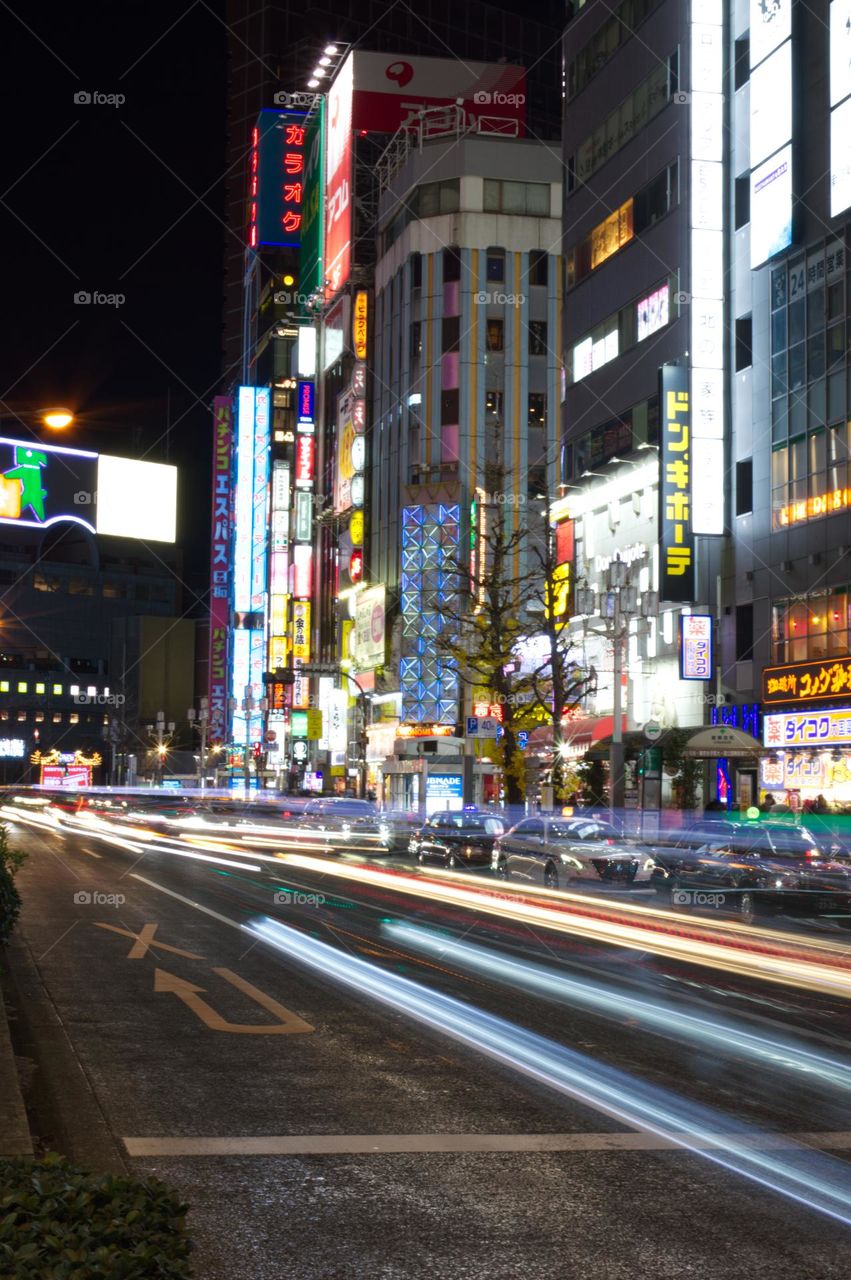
129, 873, 245, 931
123, 1131, 851, 1158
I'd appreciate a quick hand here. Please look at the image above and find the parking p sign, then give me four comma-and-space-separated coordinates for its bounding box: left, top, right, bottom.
467, 715, 499, 739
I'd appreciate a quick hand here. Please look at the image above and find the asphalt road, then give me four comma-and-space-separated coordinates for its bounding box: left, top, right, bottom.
5, 814, 851, 1280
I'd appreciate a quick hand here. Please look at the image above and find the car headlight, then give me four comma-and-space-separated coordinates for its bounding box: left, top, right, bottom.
379, 823, 390, 838
464, 845, 476, 856
559, 854, 583, 870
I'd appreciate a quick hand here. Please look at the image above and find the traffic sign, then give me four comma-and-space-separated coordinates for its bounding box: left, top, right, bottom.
466, 715, 499, 739
643, 721, 662, 742
300, 662, 340, 677
517, 730, 529, 751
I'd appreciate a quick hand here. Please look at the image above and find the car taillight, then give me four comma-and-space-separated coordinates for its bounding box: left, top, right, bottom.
606, 838, 614, 846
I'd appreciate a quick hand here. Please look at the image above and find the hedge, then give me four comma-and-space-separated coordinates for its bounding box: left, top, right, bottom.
0, 1153, 193, 1278
0, 822, 25, 944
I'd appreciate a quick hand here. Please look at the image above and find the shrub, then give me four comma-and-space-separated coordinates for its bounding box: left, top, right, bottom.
0, 822, 25, 944
0, 1152, 193, 1278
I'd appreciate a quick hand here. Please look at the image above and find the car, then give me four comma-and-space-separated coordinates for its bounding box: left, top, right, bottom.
410, 810, 507, 868
298, 797, 393, 852
492, 816, 656, 889
651, 823, 851, 924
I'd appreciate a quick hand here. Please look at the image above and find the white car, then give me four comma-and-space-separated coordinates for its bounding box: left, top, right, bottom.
492, 816, 656, 889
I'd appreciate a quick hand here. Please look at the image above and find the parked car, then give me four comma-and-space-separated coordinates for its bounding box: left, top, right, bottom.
650, 822, 851, 923
492, 816, 656, 889
410, 810, 507, 868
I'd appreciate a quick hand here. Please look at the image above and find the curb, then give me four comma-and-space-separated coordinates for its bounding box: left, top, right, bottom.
0, 949, 34, 1158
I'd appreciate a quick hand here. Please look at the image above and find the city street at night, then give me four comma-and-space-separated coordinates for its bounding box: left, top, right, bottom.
4, 804, 851, 1278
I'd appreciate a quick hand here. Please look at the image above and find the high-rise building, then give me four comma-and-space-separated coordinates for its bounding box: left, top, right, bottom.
556, 0, 851, 813
222, 0, 563, 382
367, 124, 563, 807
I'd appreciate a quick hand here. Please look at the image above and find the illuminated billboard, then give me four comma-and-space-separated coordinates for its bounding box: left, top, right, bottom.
208, 397, 232, 740
749, 0, 791, 70
248, 110, 307, 249
299, 99, 325, 298
679, 615, 713, 681
690, 4, 725, 536
355, 585, 386, 670
750, 146, 793, 268
0, 437, 177, 543
831, 96, 851, 217
349, 52, 526, 134
325, 53, 353, 301
749, 41, 792, 169
658, 365, 695, 603
832, 0, 851, 107
764, 706, 851, 749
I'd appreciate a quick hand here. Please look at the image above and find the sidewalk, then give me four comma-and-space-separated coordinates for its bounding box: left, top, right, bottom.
0, 953, 33, 1157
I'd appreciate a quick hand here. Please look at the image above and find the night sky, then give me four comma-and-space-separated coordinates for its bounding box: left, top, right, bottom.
0, 1, 227, 586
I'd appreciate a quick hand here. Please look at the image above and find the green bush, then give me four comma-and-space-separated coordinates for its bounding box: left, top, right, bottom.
0, 1153, 192, 1278
0, 822, 25, 944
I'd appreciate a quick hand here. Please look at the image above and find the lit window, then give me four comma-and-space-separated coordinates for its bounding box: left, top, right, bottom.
102, 715, 109, 725
35, 683, 45, 694
69, 713, 79, 724
16, 711, 26, 722
52, 684, 62, 695
52, 713, 61, 724
34, 712, 44, 722
70, 685, 79, 696
87, 685, 97, 697
0, 682, 7, 693
0, 712, 8, 722
16, 682, 26, 693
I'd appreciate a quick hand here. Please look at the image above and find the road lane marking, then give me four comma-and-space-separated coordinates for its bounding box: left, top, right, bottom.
129, 874, 245, 931
152, 966, 314, 1035
122, 1131, 851, 1158
95, 922, 204, 961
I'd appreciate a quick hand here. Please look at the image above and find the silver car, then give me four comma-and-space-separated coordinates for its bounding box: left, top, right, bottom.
492, 816, 655, 889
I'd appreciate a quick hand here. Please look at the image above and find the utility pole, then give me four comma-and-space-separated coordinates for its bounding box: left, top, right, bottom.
187, 696, 209, 793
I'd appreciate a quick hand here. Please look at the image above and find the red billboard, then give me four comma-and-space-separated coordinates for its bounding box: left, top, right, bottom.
350, 52, 526, 134
209, 397, 232, 739
325, 52, 353, 301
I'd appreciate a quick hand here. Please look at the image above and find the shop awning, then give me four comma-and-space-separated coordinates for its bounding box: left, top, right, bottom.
685, 725, 764, 758
526, 715, 628, 757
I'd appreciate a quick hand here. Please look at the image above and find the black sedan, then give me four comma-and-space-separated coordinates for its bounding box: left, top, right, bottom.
492, 816, 656, 889
650, 824, 851, 924
410, 811, 507, 869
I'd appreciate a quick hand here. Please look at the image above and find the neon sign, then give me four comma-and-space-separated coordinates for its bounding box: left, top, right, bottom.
679, 614, 713, 680
764, 706, 851, 748
248, 111, 307, 249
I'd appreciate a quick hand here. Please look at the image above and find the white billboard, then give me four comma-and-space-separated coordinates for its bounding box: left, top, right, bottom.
95, 455, 177, 543
749, 0, 792, 70
831, 0, 851, 107
751, 145, 793, 268
750, 40, 792, 168
831, 97, 851, 216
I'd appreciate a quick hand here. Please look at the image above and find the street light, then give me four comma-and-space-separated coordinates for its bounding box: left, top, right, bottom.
574, 560, 658, 821
42, 409, 75, 431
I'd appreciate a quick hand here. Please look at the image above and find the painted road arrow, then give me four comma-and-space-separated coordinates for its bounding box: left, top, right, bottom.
153, 966, 314, 1035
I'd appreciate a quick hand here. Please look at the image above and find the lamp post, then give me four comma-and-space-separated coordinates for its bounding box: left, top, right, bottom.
148, 711, 175, 787
575, 559, 658, 822
187, 696, 209, 793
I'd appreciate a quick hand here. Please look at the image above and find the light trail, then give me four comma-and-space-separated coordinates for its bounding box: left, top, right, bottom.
384, 921, 851, 1094
247, 916, 851, 1228
277, 854, 851, 999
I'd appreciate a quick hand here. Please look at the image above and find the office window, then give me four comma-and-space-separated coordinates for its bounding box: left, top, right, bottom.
34, 711, 44, 723
70, 685, 79, 696
52, 713, 61, 724
735, 316, 753, 371
528, 249, 548, 287
736, 459, 753, 515
735, 176, 750, 230
52, 683, 62, 695
440, 389, 459, 425
486, 249, 505, 282
16, 711, 25, 722
35, 682, 45, 695
483, 180, 550, 216
528, 321, 548, 356
0, 682, 7, 694
443, 248, 461, 283
0, 712, 8, 722
528, 393, 547, 426
69, 712, 79, 724
735, 604, 754, 663
486, 319, 504, 352
16, 682, 26, 693
442, 316, 460, 352
734, 36, 750, 91
485, 391, 503, 423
